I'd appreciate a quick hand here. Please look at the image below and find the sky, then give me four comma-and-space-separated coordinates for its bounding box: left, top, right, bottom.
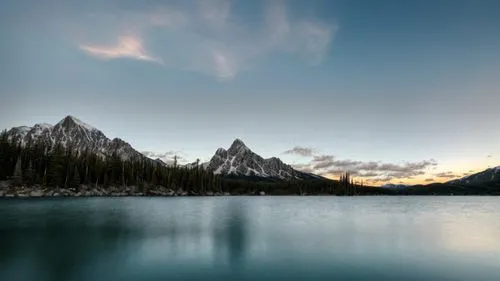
1, 0, 499, 185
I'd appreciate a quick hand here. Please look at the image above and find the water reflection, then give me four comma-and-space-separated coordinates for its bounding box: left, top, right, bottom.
213, 200, 248, 268
0, 197, 500, 281
0, 199, 140, 281
0, 198, 253, 280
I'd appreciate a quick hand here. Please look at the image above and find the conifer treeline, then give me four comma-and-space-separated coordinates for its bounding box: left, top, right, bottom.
0, 130, 372, 195
339, 172, 357, 195
0, 130, 226, 193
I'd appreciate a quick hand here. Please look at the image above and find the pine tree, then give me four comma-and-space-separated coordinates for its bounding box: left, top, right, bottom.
152, 168, 159, 186
24, 160, 35, 185
0, 130, 8, 180
47, 145, 65, 187
71, 165, 81, 189
121, 162, 126, 187
103, 172, 109, 188
12, 156, 22, 185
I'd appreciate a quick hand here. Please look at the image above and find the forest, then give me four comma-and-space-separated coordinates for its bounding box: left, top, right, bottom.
2, 130, 496, 196
0, 130, 374, 196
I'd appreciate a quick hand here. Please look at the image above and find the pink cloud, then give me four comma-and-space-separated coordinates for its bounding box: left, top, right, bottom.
80, 36, 163, 64
75, 0, 336, 79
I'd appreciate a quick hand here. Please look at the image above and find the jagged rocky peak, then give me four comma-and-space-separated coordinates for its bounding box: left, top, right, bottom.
215, 147, 228, 157
231, 138, 246, 148
267, 157, 281, 163
206, 138, 320, 180
55, 115, 96, 131
111, 137, 128, 145
4, 115, 144, 161
33, 123, 52, 130
228, 138, 250, 154
10, 126, 31, 134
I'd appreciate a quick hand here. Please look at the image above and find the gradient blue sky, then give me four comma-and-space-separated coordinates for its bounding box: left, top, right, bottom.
1, 0, 499, 184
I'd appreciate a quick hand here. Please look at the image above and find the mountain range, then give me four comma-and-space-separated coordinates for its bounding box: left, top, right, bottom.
5, 116, 144, 161
4, 116, 321, 181
3, 115, 499, 188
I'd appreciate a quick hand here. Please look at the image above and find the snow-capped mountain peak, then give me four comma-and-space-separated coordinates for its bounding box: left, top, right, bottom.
33, 123, 53, 131
215, 148, 227, 155
228, 138, 249, 151
55, 115, 97, 132
206, 138, 320, 180
5, 115, 143, 161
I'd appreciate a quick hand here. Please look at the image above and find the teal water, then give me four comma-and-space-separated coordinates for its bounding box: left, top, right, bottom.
1, 197, 499, 281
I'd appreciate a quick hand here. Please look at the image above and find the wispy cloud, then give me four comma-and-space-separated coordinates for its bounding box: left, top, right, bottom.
74, 0, 337, 80
80, 36, 163, 64
283, 146, 315, 157
425, 178, 435, 182
291, 163, 315, 174
435, 171, 460, 179
197, 0, 231, 32
292, 152, 437, 184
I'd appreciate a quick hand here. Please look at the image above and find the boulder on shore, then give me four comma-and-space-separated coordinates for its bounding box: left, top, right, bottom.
30, 190, 44, 197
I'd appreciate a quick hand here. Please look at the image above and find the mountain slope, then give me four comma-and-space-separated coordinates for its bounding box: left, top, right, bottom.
5, 115, 144, 161
448, 166, 500, 185
205, 139, 322, 180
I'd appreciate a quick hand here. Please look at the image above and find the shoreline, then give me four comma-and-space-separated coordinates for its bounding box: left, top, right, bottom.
0, 185, 236, 198
1, 182, 498, 197
1, 188, 497, 198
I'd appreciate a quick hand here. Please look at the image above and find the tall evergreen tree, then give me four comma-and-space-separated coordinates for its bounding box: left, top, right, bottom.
12, 156, 22, 185
24, 160, 35, 185
71, 165, 81, 189
47, 145, 65, 187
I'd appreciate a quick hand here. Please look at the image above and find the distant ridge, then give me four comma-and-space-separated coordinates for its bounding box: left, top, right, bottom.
448, 166, 500, 185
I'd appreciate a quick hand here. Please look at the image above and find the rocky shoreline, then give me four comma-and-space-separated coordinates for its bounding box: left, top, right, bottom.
0, 182, 240, 198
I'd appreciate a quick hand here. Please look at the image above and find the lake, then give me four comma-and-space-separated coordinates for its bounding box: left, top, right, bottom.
1, 197, 499, 281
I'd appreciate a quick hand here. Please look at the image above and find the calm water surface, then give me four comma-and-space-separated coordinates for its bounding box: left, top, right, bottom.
1, 197, 499, 281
